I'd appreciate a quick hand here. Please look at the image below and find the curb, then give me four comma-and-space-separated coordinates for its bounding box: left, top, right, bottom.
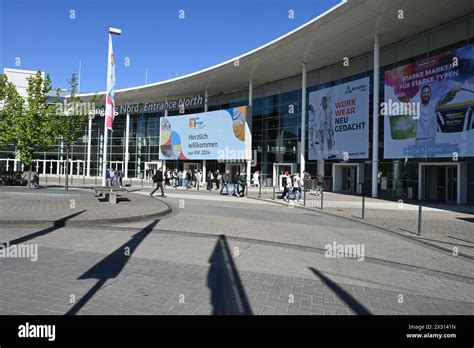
247, 196, 474, 261
0, 199, 173, 226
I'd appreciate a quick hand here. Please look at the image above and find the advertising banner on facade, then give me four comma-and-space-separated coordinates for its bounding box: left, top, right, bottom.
384, 44, 474, 158
159, 106, 251, 160
308, 77, 369, 160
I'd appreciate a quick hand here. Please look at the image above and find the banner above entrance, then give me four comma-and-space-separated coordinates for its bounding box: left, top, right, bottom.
384, 44, 474, 159
159, 107, 251, 161
308, 77, 370, 160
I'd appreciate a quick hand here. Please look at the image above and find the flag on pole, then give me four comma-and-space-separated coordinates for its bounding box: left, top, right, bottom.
105, 34, 116, 131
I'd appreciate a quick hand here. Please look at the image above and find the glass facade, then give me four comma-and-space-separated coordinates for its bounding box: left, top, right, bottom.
1, 16, 473, 204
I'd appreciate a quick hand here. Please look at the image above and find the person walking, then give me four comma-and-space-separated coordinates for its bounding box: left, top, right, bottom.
180, 170, 186, 188
215, 170, 221, 190
172, 169, 178, 189
150, 167, 166, 198
195, 170, 202, 190
105, 167, 111, 187
232, 171, 240, 196
252, 171, 260, 187
110, 168, 116, 187
284, 173, 293, 203
280, 171, 289, 199
165, 169, 171, 186
238, 171, 247, 198
192, 170, 197, 188
186, 170, 192, 189
292, 172, 303, 203
220, 170, 230, 195
207, 171, 214, 191
117, 169, 123, 187
316, 172, 324, 196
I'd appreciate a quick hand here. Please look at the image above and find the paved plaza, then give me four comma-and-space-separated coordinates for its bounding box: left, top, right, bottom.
0, 186, 472, 315
248, 187, 474, 258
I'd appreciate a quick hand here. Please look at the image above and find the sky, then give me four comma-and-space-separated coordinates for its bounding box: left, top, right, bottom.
0, 0, 341, 93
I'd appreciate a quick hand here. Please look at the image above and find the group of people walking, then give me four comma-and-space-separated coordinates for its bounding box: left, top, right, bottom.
105, 167, 123, 187
148, 167, 253, 198
211, 170, 248, 197
279, 171, 304, 203
148, 166, 325, 201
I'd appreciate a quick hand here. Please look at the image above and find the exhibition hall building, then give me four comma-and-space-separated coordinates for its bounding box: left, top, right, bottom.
2, 0, 474, 204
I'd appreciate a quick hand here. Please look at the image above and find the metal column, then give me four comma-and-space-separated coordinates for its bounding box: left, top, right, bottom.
371, 34, 380, 198
300, 63, 307, 177
247, 80, 253, 186
87, 116, 92, 177
124, 112, 130, 178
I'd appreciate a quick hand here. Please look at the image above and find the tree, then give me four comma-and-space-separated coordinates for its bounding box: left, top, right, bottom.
0, 71, 56, 189
54, 73, 89, 191
0, 74, 24, 149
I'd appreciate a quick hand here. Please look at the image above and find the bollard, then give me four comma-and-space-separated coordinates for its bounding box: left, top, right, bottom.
59, 175, 61, 185
129, 178, 132, 186
95, 176, 97, 185
197, 181, 200, 191
321, 189, 324, 210
272, 186, 275, 200
303, 188, 306, 206
141, 178, 144, 188
71, 175, 73, 185
246, 183, 249, 197
83, 175, 85, 184
46, 175, 48, 185
362, 196, 365, 219
417, 205, 422, 235
258, 176, 262, 198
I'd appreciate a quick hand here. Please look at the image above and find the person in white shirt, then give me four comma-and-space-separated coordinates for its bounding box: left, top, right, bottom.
292, 173, 303, 202
252, 171, 260, 187
284, 172, 293, 203
195, 171, 202, 189
403, 85, 460, 146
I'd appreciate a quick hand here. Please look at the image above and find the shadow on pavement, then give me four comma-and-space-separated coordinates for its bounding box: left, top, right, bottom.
1, 210, 85, 247
66, 219, 160, 315
309, 267, 371, 315
207, 234, 253, 315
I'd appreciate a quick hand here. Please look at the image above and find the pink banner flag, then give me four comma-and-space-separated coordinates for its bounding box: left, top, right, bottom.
105, 35, 116, 130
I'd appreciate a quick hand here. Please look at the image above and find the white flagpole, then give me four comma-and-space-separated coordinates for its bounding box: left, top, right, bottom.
101, 28, 121, 186
101, 34, 112, 186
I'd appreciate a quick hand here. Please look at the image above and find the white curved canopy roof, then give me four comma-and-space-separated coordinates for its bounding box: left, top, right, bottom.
78, 0, 474, 104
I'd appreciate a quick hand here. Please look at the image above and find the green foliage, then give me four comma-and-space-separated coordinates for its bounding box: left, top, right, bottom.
0, 74, 24, 147
0, 71, 56, 165
54, 73, 89, 147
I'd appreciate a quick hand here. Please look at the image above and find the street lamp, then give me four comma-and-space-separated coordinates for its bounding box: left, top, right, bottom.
101, 27, 121, 186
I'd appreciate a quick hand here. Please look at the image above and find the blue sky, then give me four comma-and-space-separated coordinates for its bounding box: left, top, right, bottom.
1, 0, 340, 92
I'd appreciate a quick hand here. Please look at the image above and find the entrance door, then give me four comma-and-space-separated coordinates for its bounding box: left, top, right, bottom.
109, 161, 123, 172
422, 165, 458, 203
447, 166, 457, 203
184, 162, 201, 173
341, 166, 356, 193
273, 163, 297, 191
225, 163, 244, 183
144, 161, 161, 179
